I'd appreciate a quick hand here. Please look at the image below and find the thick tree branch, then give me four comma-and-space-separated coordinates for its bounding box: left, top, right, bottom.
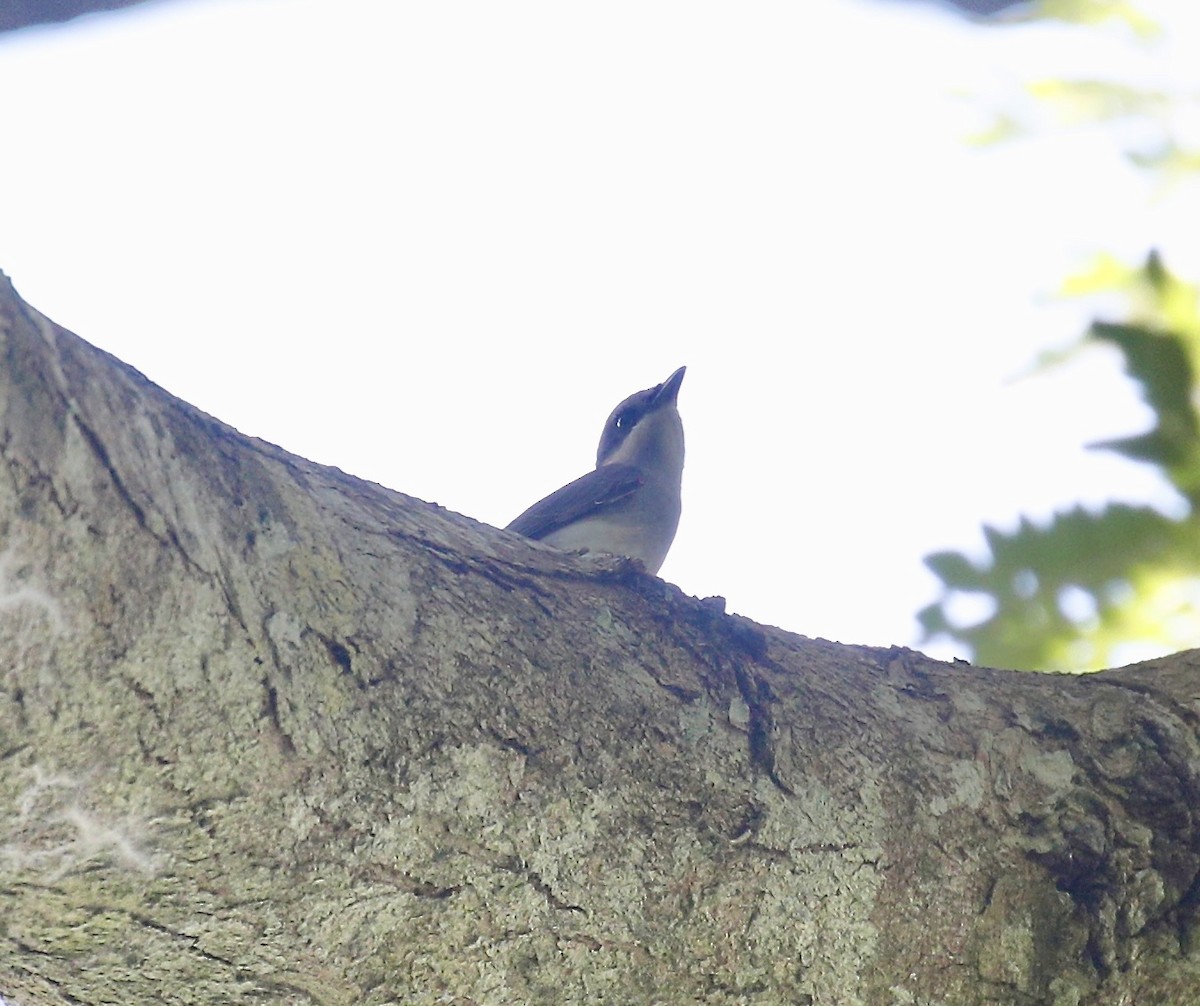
1, 270, 1198, 1004
0, 0, 156, 33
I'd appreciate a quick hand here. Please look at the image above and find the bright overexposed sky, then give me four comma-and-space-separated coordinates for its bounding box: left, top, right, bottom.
2, 0, 1199, 662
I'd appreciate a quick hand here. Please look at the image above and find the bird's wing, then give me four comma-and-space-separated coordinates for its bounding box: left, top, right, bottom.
506, 464, 644, 541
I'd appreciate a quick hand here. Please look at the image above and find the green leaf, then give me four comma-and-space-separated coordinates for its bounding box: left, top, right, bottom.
923, 551, 985, 589
1025, 79, 1166, 125
1031, 0, 1162, 38
921, 504, 1194, 672
1081, 262, 1200, 500
1058, 253, 1139, 298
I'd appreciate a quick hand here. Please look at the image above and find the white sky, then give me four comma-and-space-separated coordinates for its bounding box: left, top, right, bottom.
2, 0, 1198, 663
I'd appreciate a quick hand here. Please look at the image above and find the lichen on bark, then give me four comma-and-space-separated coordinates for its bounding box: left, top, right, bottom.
2, 272, 1200, 1004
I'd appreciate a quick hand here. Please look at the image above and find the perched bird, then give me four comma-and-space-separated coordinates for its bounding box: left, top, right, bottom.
507, 367, 686, 575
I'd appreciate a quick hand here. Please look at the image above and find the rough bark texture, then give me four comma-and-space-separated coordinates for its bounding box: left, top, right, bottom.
1, 269, 1199, 1005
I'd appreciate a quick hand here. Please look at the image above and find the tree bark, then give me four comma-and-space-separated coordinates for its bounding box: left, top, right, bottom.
0, 0, 152, 34
1, 270, 1198, 1005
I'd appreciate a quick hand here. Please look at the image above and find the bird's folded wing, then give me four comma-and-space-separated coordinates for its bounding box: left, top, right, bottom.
506, 464, 644, 541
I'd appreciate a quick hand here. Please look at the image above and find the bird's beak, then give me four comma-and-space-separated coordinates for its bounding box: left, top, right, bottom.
653, 366, 686, 408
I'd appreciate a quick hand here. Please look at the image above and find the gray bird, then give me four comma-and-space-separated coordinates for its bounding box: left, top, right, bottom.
507, 366, 686, 574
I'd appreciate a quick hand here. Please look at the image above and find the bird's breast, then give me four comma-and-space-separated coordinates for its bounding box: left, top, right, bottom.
540, 487, 681, 575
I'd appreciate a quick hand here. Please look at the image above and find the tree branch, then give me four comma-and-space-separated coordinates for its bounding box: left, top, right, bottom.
1, 270, 1198, 1004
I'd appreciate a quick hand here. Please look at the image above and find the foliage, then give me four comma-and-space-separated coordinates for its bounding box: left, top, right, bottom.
967, 1, 1198, 190
919, 254, 1200, 671
919, 0, 1200, 672
1018, 0, 1162, 38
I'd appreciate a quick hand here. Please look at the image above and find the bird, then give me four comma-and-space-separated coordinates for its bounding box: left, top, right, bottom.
507, 366, 686, 575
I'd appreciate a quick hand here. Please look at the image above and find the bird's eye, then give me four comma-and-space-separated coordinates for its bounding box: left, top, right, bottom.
614, 411, 633, 430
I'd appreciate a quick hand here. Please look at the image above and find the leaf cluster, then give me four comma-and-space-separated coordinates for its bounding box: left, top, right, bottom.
919, 254, 1200, 671
967, 1, 1199, 188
